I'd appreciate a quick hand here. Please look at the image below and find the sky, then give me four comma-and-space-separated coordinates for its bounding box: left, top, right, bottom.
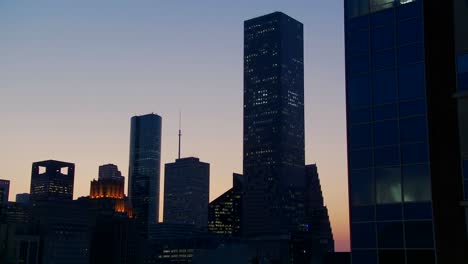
0, 0, 348, 251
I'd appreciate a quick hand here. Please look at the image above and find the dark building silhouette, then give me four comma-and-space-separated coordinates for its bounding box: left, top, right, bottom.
305, 164, 334, 253
128, 113, 162, 235
345, 0, 468, 263
99, 164, 124, 181
29, 160, 74, 202
16, 193, 30, 205
208, 173, 244, 237
163, 157, 209, 228
243, 11, 306, 238
0, 179, 10, 204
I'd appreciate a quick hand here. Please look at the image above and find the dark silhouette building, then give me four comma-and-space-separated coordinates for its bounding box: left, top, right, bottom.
15, 193, 30, 205
98, 164, 124, 181
128, 113, 162, 235
345, 0, 468, 263
208, 173, 244, 237
163, 157, 209, 228
29, 160, 74, 202
305, 164, 334, 253
0, 179, 10, 204
243, 11, 306, 238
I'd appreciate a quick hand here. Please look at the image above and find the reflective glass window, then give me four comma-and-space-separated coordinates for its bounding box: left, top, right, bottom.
405, 221, 435, 249
457, 54, 468, 73
374, 120, 399, 146
372, 25, 395, 51
352, 205, 375, 222
370, 8, 395, 27
406, 250, 436, 264
348, 75, 371, 109
350, 108, 372, 124
352, 223, 377, 248
398, 63, 425, 100
350, 149, 373, 169
352, 250, 378, 264
373, 104, 397, 121
465, 182, 468, 200
400, 116, 427, 143
347, 30, 370, 56
399, 100, 426, 117
404, 202, 432, 220
376, 167, 402, 203
377, 222, 404, 248
347, 15, 369, 31
348, 54, 370, 75
403, 164, 431, 202
347, 0, 370, 18
373, 69, 397, 105
372, 49, 396, 70
349, 124, 373, 149
397, 18, 423, 45
464, 160, 468, 180
458, 72, 468, 92
370, 0, 396, 13
379, 250, 405, 264
396, 0, 422, 20
398, 43, 424, 65
376, 203, 402, 221
401, 143, 429, 164
374, 146, 400, 167
350, 169, 375, 205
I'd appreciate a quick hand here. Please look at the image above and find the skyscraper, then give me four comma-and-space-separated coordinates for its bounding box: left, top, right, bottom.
30, 160, 74, 202
243, 11, 305, 237
163, 157, 210, 228
128, 113, 162, 235
98, 164, 124, 181
0, 179, 10, 204
345, 0, 468, 263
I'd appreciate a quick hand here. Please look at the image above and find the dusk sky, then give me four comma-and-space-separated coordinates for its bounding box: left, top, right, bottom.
0, 0, 348, 251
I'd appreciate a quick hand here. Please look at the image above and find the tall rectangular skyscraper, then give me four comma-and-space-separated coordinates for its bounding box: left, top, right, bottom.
345, 1, 468, 263
163, 157, 209, 228
128, 113, 162, 235
243, 12, 305, 237
30, 160, 74, 202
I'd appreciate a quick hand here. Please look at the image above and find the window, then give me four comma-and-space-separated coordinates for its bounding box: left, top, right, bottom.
379, 250, 405, 264
458, 72, 468, 92
404, 202, 432, 220
349, 108, 372, 124
370, 0, 396, 13
406, 250, 436, 264
405, 221, 435, 248
374, 120, 399, 146
370, 7, 395, 27
373, 69, 397, 105
373, 104, 397, 121
352, 223, 377, 248
464, 160, 468, 180
347, 0, 370, 18
377, 222, 404, 248
374, 146, 400, 167
372, 49, 396, 70
398, 63, 425, 100
348, 75, 372, 109
398, 43, 424, 65
400, 116, 427, 143
399, 100, 426, 117
350, 169, 375, 205
352, 250, 378, 264
349, 124, 373, 149
348, 54, 370, 75
372, 25, 395, 51
403, 164, 431, 202
396, 0, 422, 20
352, 205, 375, 222
376, 167, 402, 203
401, 143, 429, 164
350, 149, 373, 169
347, 30, 370, 56
376, 203, 402, 221
397, 18, 423, 45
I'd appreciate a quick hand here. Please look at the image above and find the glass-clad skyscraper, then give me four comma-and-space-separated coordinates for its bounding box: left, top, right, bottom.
345, 0, 468, 263
243, 12, 305, 237
129, 113, 162, 235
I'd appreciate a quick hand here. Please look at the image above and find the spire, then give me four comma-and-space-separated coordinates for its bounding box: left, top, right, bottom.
178, 111, 182, 159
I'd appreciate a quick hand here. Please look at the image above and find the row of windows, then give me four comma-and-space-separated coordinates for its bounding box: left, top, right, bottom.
349, 100, 426, 124
352, 249, 435, 264
346, 0, 421, 19
352, 220, 434, 249
352, 202, 432, 222
350, 164, 431, 205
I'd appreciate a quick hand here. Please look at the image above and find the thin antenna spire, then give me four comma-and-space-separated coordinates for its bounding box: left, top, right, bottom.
178, 110, 182, 159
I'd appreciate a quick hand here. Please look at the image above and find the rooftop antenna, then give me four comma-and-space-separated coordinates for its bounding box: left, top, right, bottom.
178, 110, 182, 159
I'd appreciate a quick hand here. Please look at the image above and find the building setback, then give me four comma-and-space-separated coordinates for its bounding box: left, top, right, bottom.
128, 113, 162, 236
163, 157, 209, 228
30, 160, 74, 202
345, 0, 468, 263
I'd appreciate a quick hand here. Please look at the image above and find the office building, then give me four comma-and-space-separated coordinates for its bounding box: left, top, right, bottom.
0, 179, 10, 204
30, 160, 74, 202
98, 164, 124, 181
128, 113, 162, 235
16, 193, 30, 204
164, 157, 209, 228
208, 173, 243, 237
345, 0, 468, 263
243, 11, 306, 237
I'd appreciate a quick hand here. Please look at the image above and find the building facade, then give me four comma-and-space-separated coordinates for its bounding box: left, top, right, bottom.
0, 179, 10, 204
128, 114, 162, 235
345, 0, 468, 263
29, 160, 74, 202
243, 11, 306, 237
163, 157, 209, 228
208, 173, 243, 237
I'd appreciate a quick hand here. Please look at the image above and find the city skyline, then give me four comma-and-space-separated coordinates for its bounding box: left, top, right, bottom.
0, 1, 349, 251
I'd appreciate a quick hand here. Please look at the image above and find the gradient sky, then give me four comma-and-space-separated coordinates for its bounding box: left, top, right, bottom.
0, 0, 348, 251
